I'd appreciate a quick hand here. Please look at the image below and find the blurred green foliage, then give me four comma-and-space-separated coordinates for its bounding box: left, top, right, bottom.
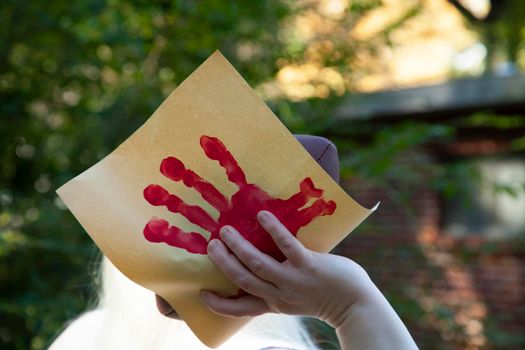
1, 1, 296, 348
1, 0, 525, 349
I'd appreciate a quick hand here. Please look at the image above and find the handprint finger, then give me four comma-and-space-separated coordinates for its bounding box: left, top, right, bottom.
200, 136, 248, 188
219, 226, 288, 284
257, 211, 311, 267
285, 178, 324, 209
200, 291, 268, 318
207, 239, 278, 299
160, 156, 229, 212
144, 184, 218, 232
143, 217, 208, 254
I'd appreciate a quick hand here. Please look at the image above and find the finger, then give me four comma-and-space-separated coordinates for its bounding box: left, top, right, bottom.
219, 226, 288, 284
155, 294, 180, 319
200, 291, 268, 318
257, 211, 310, 266
207, 239, 278, 298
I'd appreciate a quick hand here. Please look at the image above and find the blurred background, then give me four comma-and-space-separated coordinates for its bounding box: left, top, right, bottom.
1, 0, 524, 349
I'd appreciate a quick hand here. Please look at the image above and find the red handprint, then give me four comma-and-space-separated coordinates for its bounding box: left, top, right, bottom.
143, 135, 336, 262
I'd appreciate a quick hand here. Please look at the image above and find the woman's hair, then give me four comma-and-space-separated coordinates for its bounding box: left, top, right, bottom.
52, 256, 319, 350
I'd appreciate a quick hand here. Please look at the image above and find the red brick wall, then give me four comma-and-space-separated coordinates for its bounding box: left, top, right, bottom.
336, 180, 525, 350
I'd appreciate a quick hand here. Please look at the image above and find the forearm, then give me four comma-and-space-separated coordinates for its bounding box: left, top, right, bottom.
336, 284, 418, 350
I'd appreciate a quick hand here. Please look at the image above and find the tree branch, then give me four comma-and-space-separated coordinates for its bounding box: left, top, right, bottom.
448, 0, 509, 23
447, 0, 482, 22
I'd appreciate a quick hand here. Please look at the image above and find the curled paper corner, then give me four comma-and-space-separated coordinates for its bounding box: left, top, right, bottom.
370, 201, 381, 211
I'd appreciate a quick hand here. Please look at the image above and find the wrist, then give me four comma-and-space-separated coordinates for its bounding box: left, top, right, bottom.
324, 261, 378, 328
334, 283, 419, 350
334, 284, 381, 329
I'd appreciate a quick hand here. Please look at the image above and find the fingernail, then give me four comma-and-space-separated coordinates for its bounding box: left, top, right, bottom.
220, 226, 233, 240
208, 239, 219, 253
257, 211, 270, 222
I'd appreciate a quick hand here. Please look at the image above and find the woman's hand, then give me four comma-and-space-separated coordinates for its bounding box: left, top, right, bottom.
200, 210, 373, 328
201, 210, 418, 350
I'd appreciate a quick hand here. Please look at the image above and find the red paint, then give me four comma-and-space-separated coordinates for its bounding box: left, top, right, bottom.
143, 135, 336, 262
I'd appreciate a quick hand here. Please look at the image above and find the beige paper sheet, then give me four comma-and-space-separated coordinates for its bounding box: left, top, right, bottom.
57, 51, 374, 348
